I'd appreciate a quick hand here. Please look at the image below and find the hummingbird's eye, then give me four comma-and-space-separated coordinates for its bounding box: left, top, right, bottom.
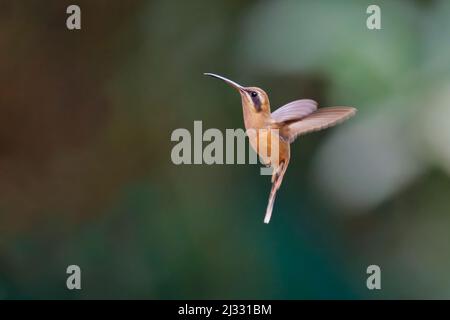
251, 91, 258, 98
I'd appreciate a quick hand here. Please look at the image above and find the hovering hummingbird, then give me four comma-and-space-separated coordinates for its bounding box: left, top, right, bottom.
204, 73, 357, 224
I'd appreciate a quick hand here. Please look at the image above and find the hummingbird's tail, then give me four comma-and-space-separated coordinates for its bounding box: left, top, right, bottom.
264, 160, 289, 224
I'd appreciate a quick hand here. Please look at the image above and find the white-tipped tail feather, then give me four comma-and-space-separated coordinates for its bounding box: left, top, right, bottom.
264, 161, 288, 224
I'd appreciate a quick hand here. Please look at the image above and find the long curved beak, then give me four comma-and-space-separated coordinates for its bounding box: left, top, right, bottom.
204, 73, 244, 91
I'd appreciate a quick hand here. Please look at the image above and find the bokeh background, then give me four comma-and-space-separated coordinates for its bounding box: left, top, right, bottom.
1, 0, 450, 299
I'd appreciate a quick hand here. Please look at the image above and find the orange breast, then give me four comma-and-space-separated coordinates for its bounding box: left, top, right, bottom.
246, 128, 289, 167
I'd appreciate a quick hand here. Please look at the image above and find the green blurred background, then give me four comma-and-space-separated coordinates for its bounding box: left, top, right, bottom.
1, 0, 450, 299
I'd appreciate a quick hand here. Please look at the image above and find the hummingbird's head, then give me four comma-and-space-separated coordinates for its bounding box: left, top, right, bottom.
204, 73, 270, 114
240, 86, 270, 114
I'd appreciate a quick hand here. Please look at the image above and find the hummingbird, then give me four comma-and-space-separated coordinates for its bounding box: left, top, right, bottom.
204, 73, 357, 224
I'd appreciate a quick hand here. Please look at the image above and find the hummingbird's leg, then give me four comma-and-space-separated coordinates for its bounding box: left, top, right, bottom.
271, 167, 278, 183
271, 162, 283, 183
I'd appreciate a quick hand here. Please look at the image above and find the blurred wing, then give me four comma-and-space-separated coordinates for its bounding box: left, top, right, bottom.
271, 99, 318, 123
284, 107, 357, 143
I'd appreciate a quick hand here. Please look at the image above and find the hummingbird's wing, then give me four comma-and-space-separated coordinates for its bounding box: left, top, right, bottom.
282, 107, 356, 143
271, 99, 318, 123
